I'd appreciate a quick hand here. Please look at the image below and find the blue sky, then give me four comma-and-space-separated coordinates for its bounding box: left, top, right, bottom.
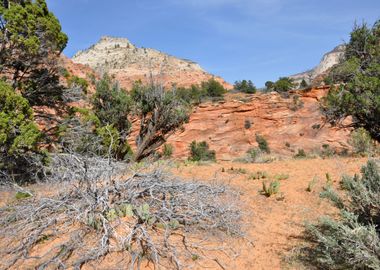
47, 0, 380, 87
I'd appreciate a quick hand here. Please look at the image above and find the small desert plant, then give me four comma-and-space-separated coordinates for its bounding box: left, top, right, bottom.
189, 141, 216, 162
274, 173, 289, 181
349, 128, 375, 156
294, 149, 307, 159
162, 144, 173, 158
249, 171, 269, 180
261, 180, 280, 197
285, 142, 291, 148
228, 167, 248, 174
289, 95, 304, 111
302, 160, 380, 269
306, 176, 318, 192
244, 119, 251, 129
255, 134, 270, 154
320, 144, 335, 158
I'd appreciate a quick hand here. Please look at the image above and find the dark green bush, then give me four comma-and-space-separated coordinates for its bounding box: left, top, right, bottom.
189, 141, 216, 161
302, 160, 380, 269
294, 149, 306, 158
162, 144, 174, 158
0, 81, 46, 183
322, 20, 380, 142
255, 134, 270, 154
234, 80, 257, 94
265, 77, 296, 93
68, 76, 89, 93
201, 78, 227, 97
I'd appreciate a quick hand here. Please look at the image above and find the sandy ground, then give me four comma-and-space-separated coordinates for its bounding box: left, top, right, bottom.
171, 157, 368, 269
0, 157, 369, 269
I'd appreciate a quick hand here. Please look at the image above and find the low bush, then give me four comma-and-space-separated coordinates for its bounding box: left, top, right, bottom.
261, 180, 280, 197
234, 80, 257, 94
294, 149, 306, 159
162, 144, 173, 158
0, 81, 47, 184
255, 134, 270, 154
302, 160, 380, 269
349, 128, 376, 156
189, 141, 216, 162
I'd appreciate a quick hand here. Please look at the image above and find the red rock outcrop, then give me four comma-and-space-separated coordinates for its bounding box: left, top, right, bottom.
165, 87, 351, 160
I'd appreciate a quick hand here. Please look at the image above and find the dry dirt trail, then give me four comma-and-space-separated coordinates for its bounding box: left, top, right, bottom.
172, 157, 368, 269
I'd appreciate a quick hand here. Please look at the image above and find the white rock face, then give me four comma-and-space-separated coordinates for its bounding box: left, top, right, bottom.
72, 36, 205, 75
290, 45, 345, 85
71, 36, 234, 90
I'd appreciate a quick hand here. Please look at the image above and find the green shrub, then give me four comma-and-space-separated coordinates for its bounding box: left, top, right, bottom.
261, 180, 280, 197
201, 78, 227, 97
306, 176, 318, 192
0, 81, 46, 183
162, 144, 174, 158
322, 20, 380, 142
349, 128, 375, 156
255, 134, 270, 154
244, 120, 251, 129
234, 80, 257, 94
68, 76, 89, 93
302, 160, 380, 269
294, 149, 306, 159
189, 141, 216, 162
249, 171, 268, 180
265, 77, 296, 93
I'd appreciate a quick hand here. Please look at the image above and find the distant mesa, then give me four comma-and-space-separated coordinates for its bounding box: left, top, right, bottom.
72, 36, 232, 90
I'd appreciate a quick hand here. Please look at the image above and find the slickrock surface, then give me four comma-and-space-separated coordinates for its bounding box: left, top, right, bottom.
165, 87, 351, 160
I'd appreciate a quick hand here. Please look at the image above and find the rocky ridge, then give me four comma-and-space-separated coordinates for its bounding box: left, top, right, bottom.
72, 36, 232, 89
290, 45, 345, 85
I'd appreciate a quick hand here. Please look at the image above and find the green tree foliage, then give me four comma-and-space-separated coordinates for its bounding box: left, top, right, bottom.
300, 79, 308, 89
91, 75, 132, 159
255, 134, 270, 154
0, 80, 45, 183
265, 77, 295, 93
131, 82, 189, 161
234, 80, 257, 94
189, 141, 216, 162
175, 84, 203, 104
303, 160, 380, 269
0, 0, 68, 106
201, 78, 227, 97
322, 20, 380, 141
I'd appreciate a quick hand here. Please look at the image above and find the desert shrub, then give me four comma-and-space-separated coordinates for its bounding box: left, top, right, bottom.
189, 141, 216, 162
302, 160, 380, 269
306, 176, 318, 192
255, 134, 270, 153
294, 149, 306, 158
261, 180, 280, 197
132, 82, 189, 161
289, 95, 304, 111
162, 144, 173, 158
349, 128, 375, 156
175, 85, 203, 104
249, 171, 268, 180
0, 81, 46, 184
91, 75, 132, 160
274, 173, 289, 181
234, 80, 257, 94
322, 20, 380, 142
265, 77, 296, 93
244, 119, 251, 129
320, 144, 335, 158
201, 78, 227, 97
67, 75, 89, 93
